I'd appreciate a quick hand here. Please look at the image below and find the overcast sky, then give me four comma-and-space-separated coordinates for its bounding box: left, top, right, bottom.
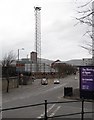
0, 0, 92, 61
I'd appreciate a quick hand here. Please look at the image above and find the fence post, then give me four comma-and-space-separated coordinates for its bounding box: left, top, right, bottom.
81, 98, 84, 120
44, 100, 47, 120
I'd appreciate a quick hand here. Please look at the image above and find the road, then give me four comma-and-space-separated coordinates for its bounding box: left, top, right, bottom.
2, 74, 93, 119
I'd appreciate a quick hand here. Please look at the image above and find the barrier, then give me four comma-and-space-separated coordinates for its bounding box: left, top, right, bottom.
1, 99, 94, 120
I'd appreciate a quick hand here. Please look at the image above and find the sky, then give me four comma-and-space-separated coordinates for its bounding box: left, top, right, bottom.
0, 0, 92, 61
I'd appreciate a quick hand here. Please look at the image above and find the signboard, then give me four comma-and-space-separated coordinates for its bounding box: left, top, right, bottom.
80, 66, 94, 91
80, 66, 94, 99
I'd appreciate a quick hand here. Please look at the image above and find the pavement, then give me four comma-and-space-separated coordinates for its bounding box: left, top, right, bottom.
2, 79, 41, 103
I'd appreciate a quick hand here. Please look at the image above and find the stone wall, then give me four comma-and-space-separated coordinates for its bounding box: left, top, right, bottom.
2, 77, 18, 91
2, 76, 33, 91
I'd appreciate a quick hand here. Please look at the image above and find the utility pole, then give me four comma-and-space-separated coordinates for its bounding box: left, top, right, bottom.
34, 7, 41, 73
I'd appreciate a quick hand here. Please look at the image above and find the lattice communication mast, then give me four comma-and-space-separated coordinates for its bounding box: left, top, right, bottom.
34, 7, 41, 72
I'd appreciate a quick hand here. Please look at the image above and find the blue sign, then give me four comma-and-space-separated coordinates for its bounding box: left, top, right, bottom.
80, 66, 94, 91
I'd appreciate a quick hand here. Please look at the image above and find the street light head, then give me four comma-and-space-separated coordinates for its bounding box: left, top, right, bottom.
22, 48, 24, 50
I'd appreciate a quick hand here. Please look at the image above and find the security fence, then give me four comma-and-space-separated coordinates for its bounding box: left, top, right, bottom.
1, 99, 94, 120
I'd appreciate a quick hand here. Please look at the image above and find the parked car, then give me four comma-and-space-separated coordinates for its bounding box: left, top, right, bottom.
41, 78, 48, 85
54, 79, 60, 84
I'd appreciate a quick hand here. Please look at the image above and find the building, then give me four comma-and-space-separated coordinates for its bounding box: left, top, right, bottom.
16, 52, 55, 74
82, 58, 92, 66
30, 52, 37, 63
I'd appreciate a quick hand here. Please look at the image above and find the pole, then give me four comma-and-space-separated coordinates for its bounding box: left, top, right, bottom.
92, 2, 94, 65
17, 49, 20, 88
17, 48, 24, 87
44, 100, 47, 120
44, 63, 45, 74
81, 98, 84, 120
18, 49, 19, 61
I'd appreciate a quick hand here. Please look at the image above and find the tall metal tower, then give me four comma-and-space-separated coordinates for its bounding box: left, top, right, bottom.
34, 7, 41, 72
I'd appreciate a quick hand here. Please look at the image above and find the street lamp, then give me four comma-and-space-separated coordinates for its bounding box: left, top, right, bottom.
17, 48, 24, 87
18, 48, 24, 61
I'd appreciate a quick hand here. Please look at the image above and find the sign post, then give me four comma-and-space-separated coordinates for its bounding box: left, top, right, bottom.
79, 66, 94, 99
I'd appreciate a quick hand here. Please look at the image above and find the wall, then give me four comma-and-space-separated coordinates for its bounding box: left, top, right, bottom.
2, 76, 32, 91
2, 77, 18, 91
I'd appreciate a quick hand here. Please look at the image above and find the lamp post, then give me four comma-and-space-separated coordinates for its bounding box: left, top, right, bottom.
18, 48, 24, 61
17, 48, 24, 87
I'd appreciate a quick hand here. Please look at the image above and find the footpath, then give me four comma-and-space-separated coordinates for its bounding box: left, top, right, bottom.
2, 79, 41, 103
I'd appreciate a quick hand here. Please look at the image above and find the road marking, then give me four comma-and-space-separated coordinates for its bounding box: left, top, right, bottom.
37, 104, 55, 118
47, 104, 56, 112
42, 83, 67, 93
49, 106, 61, 117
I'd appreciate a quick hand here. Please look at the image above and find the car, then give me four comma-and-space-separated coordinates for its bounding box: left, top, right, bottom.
54, 79, 60, 84
74, 76, 77, 80
41, 78, 48, 85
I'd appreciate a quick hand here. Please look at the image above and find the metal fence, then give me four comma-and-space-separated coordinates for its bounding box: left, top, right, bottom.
1, 99, 94, 120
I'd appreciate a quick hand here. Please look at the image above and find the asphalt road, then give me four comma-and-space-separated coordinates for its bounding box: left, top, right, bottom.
2, 74, 93, 119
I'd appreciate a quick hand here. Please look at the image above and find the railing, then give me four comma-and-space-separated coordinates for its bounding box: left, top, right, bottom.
1, 99, 94, 120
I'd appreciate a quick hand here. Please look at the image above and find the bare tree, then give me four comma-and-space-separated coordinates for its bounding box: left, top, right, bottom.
2, 51, 16, 92
75, 0, 94, 65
